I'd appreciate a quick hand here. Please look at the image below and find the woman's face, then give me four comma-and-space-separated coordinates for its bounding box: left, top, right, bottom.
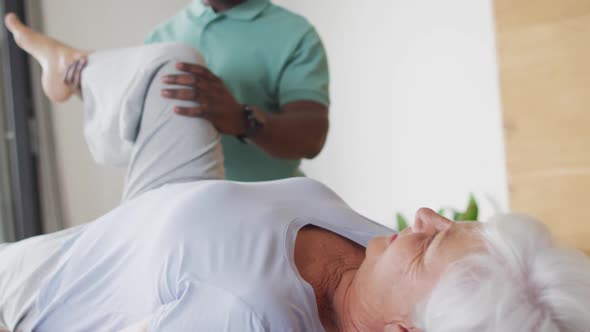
354, 208, 484, 329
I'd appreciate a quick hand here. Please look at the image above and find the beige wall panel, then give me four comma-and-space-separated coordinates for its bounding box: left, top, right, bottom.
510, 174, 590, 253
496, 0, 590, 254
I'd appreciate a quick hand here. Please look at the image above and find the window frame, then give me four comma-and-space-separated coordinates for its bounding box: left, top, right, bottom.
1, 0, 43, 240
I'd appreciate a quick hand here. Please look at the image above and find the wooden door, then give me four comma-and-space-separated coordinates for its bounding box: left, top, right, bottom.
495, 0, 590, 254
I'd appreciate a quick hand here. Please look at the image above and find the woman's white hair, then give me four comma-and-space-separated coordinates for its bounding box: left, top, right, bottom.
414, 214, 590, 332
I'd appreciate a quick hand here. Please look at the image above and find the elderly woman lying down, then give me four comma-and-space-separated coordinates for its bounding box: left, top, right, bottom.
2, 14, 590, 332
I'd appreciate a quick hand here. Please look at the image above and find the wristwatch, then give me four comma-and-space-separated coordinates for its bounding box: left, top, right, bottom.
237, 105, 265, 143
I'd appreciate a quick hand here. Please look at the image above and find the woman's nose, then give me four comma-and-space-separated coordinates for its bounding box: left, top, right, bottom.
414, 208, 452, 233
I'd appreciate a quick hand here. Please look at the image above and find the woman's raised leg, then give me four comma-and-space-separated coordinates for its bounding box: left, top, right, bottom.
80, 44, 226, 200
5, 14, 225, 201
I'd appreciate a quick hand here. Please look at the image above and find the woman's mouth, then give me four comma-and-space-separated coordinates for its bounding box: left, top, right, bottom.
390, 234, 398, 243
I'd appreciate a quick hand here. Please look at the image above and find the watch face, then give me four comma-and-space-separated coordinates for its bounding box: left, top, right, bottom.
243, 105, 263, 138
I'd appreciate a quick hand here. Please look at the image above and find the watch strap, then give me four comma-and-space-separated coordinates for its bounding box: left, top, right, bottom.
237, 105, 263, 143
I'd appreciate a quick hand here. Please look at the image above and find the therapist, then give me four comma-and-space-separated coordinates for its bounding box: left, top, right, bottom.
148, 0, 331, 181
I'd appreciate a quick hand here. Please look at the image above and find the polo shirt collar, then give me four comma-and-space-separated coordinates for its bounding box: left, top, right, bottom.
225, 0, 270, 20
193, 0, 270, 21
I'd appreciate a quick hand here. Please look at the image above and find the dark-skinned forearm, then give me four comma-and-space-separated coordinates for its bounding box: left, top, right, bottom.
156, 62, 330, 160
250, 109, 329, 160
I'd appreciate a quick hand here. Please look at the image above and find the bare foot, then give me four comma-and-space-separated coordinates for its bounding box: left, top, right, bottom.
4, 13, 89, 102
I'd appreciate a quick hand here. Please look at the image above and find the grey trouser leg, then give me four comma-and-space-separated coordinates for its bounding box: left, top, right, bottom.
81, 43, 225, 201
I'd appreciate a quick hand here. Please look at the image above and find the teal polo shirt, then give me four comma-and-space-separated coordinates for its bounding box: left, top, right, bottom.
145, 0, 330, 181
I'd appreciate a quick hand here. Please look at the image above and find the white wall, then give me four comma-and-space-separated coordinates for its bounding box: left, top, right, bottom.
40, 0, 508, 228
275, 0, 509, 228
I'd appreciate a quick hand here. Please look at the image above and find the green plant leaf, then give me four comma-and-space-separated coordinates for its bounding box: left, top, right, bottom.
463, 194, 479, 221
396, 213, 409, 231
455, 194, 479, 222
453, 210, 461, 221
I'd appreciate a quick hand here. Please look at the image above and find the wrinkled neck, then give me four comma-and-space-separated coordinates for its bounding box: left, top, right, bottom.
332, 270, 365, 331
294, 225, 365, 331
333, 275, 384, 332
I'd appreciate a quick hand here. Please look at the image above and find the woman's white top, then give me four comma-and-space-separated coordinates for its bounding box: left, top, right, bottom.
19, 178, 392, 331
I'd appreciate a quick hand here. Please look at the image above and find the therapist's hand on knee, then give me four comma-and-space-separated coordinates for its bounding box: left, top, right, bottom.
160, 63, 246, 136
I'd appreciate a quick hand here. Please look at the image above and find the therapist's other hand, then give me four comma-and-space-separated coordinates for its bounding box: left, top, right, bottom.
63, 56, 87, 98
161, 63, 246, 136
